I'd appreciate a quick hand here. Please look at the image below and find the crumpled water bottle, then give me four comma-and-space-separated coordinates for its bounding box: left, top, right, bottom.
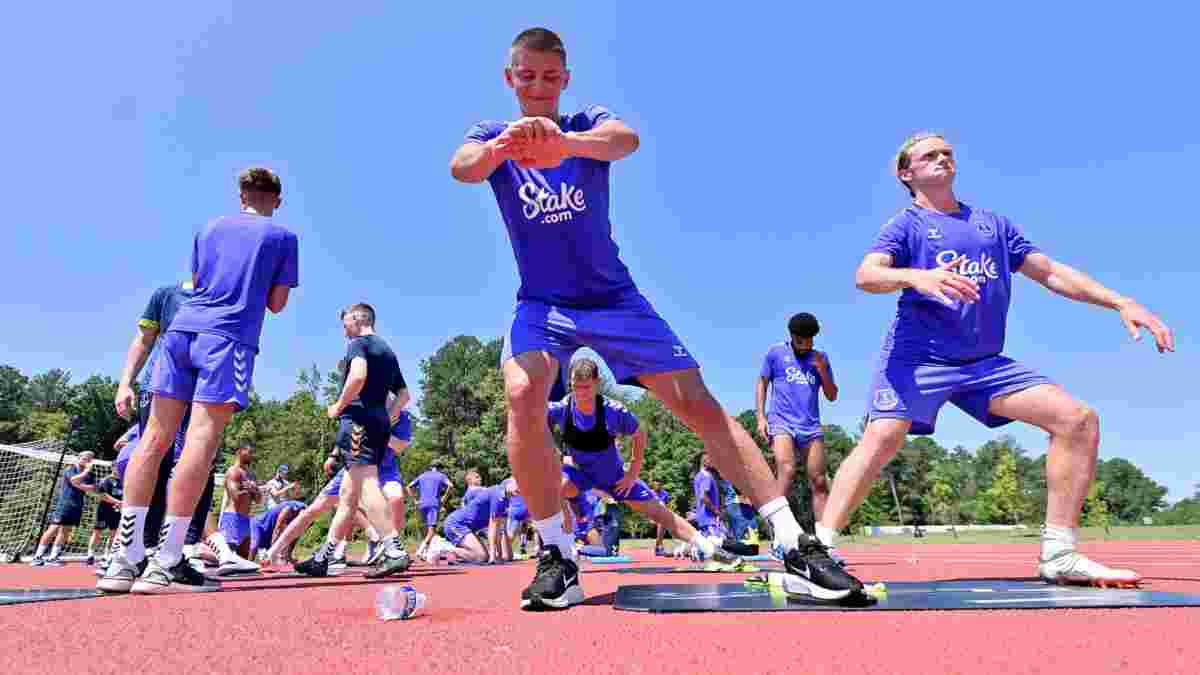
376, 584, 427, 621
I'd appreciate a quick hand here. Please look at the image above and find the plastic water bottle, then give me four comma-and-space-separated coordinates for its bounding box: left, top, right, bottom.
375, 585, 426, 621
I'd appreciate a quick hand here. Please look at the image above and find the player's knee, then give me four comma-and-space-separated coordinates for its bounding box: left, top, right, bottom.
1062, 404, 1099, 447
808, 472, 830, 495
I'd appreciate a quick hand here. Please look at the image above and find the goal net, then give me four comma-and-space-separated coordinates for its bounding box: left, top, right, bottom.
0, 440, 224, 563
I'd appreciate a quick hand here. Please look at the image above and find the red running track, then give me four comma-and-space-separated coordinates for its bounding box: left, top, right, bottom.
2, 541, 1199, 674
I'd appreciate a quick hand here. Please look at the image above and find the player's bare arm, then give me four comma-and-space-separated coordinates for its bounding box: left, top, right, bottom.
855, 251, 981, 304
327, 356, 367, 418
115, 323, 158, 418
1018, 252, 1174, 352
754, 376, 770, 439
267, 284, 291, 314
450, 139, 516, 184
388, 389, 410, 422
613, 428, 647, 497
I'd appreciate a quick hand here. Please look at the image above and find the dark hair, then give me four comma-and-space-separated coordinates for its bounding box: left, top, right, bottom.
238, 167, 282, 196
340, 303, 376, 327
569, 357, 600, 381
511, 27, 567, 65
788, 312, 820, 338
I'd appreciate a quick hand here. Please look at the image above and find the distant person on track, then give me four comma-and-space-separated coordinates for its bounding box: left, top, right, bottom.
294, 303, 412, 580
88, 470, 123, 567
755, 312, 838, 550
214, 442, 262, 576
30, 451, 97, 566
440, 479, 519, 563
409, 460, 452, 560
817, 132, 1174, 592
553, 359, 737, 565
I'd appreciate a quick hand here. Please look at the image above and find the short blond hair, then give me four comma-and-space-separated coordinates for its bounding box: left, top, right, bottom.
894, 132, 945, 197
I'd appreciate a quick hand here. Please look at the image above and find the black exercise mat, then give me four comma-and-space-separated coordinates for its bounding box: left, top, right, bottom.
0, 588, 105, 606
615, 579, 1200, 613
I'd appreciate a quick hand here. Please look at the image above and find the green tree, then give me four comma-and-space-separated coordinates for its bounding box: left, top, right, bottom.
65, 375, 127, 457
418, 336, 504, 471
1094, 458, 1168, 523
982, 447, 1026, 524
0, 365, 31, 442
20, 410, 71, 440
27, 368, 73, 411
1082, 480, 1111, 529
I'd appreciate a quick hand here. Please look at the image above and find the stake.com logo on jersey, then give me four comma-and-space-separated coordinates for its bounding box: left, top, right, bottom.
518, 181, 587, 224
936, 249, 999, 286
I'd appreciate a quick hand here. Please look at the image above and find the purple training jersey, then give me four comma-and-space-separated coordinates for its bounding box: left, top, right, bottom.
465, 106, 639, 308
170, 213, 299, 351
760, 343, 833, 438
408, 470, 450, 509
869, 204, 1038, 365
692, 468, 721, 528
448, 484, 510, 532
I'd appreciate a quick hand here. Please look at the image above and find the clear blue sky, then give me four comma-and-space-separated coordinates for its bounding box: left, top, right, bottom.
2, 4, 1197, 502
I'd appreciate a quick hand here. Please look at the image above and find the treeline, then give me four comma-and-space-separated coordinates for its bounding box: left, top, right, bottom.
4, 335, 1196, 531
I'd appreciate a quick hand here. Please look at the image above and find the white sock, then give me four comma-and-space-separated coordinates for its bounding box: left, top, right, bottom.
207, 532, 236, 561
34, 543, 47, 558
384, 535, 404, 557
1041, 524, 1078, 561
87, 544, 96, 557
117, 506, 149, 563
816, 523, 837, 548
154, 515, 190, 568
533, 512, 576, 561
758, 497, 803, 553
690, 534, 716, 557
315, 539, 338, 562
334, 540, 348, 558
49, 545, 61, 560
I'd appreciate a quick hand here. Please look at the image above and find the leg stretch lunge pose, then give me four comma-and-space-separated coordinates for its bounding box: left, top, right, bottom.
817, 133, 1174, 592
451, 26, 844, 609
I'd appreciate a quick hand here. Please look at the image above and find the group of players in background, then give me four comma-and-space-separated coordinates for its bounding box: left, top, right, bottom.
26, 25, 1175, 610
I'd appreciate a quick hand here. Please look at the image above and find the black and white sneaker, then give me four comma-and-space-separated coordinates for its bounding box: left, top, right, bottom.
365, 549, 412, 579
782, 533, 863, 601
294, 555, 330, 578
130, 556, 221, 594
97, 555, 146, 593
28, 557, 44, 567
520, 546, 584, 611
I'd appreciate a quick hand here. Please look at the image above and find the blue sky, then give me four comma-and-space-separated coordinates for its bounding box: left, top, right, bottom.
2, 3, 1197, 501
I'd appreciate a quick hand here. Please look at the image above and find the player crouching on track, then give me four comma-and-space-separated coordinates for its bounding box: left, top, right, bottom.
440, 478, 520, 563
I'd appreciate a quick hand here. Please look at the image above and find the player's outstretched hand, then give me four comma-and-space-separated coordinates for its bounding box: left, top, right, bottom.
912, 255, 980, 305
1118, 301, 1174, 353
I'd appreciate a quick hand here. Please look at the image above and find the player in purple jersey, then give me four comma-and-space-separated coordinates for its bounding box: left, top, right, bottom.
649, 481, 670, 555
815, 133, 1175, 593
100, 168, 299, 595
755, 313, 839, 552
552, 358, 740, 573
450, 27, 818, 609
408, 461, 452, 560
441, 480, 520, 563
